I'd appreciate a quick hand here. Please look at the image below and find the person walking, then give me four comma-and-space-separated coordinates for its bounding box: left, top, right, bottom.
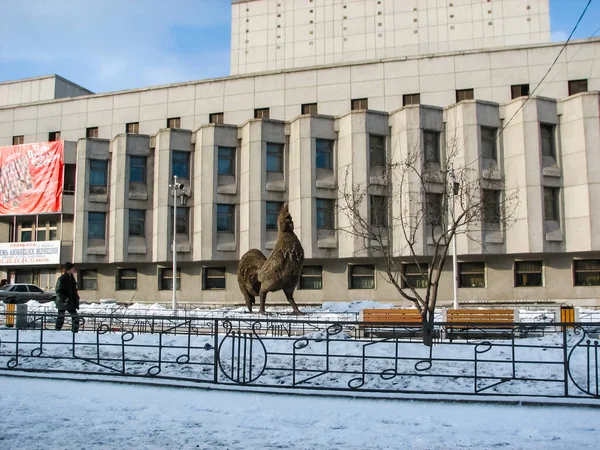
55, 262, 80, 332
0, 279, 8, 288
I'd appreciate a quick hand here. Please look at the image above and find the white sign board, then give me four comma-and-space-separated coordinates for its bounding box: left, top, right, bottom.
0, 241, 61, 266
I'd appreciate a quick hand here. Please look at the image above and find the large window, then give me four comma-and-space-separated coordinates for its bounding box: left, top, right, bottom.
299, 266, 323, 290
80, 269, 98, 291
568, 79, 588, 96
20, 222, 33, 242
129, 156, 147, 183
483, 189, 501, 224
540, 124, 555, 159
481, 127, 497, 161
266, 143, 283, 173
544, 187, 559, 221
316, 139, 333, 170
128, 209, 146, 237
89, 159, 108, 187
370, 195, 388, 227
424, 130, 440, 163
159, 268, 180, 290
117, 269, 137, 290
217, 204, 235, 232
511, 84, 530, 99
402, 263, 428, 289
266, 201, 283, 230
218, 147, 236, 175
573, 260, 600, 286
88, 212, 106, 240
316, 199, 334, 229
459, 262, 486, 288
36, 221, 57, 241
171, 207, 189, 236
171, 151, 190, 179
349, 265, 375, 289
63, 164, 76, 194
203, 267, 226, 290
369, 135, 385, 167
515, 261, 543, 287
426, 193, 443, 226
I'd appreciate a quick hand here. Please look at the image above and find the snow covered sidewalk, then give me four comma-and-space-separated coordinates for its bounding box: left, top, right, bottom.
1, 377, 599, 450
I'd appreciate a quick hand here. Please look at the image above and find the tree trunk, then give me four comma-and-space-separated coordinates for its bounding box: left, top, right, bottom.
421, 311, 435, 347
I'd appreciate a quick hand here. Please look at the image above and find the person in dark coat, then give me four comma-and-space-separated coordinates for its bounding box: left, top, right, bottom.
55, 262, 80, 332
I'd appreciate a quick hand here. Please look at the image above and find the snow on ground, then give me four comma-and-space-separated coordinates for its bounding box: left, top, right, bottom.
0, 377, 598, 450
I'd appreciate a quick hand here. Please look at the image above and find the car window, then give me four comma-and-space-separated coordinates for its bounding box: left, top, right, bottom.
0, 285, 12, 291
27, 285, 44, 293
15, 285, 28, 292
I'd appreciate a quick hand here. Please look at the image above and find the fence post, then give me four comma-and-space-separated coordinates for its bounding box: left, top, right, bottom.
562, 323, 569, 397
213, 319, 219, 384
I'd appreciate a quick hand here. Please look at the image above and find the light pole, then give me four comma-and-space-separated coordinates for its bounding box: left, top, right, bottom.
169, 175, 188, 313
449, 165, 459, 310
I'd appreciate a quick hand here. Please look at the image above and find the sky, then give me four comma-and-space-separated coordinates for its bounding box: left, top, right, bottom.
0, 0, 598, 94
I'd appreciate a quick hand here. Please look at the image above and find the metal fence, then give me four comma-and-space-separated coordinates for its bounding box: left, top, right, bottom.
0, 310, 599, 400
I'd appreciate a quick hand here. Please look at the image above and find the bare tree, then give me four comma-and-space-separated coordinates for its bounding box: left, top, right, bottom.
338, 134, 519, 346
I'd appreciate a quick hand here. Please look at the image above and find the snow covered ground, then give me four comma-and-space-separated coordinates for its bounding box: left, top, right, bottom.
1, 377, 599, 450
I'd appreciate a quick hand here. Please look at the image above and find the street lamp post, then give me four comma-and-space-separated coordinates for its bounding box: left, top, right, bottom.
449, 166, 459, 310
169, 175, 188, 314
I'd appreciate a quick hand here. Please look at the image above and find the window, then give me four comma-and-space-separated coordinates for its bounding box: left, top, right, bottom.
89, 159, 108, 187
86, 127, 99, 138
351, 98, 368, 110
544, 187, 559, 221
171, 207, 190, 236
128, 209, 146, 237
48, 131, 61, 141
63, 164, 76, 194
302, 103, 318, 115
483, 189, 501, 224
167, 117, 181, 129
171, 151, 190, 179
126, 122, 140, 134
316, 139, 333, 170
403, 93, 420, 106
20, 222, 33, 242
426, 193, 443, 226
266, 143, 284, 173
402, 263, 428, 288
203, 267, 226, 290
218, 147, 236, 175
12, 135, 24, 145
266, 201, 283, 230
481, 127, 497, 161
80, 269, 98, 291
573, 260, 600, 286
540, 124, 555, 159
424, 130, 440, 163
254, 108, 270, 119
117, 269, 137, 290
159, 268, 180, 290
456, 89, 474, 102
459, 262, 485, 288
568, 79, 588, 96
515, 261, 543, 287
316, 198, 334, 229
349, 265, 375, 289
209, 112, 224, 124
511, 84, 530, 99
129, 156, 147, 183
299, 266, 323, 290
369, 135, 385, 167
36, 221, 57, 241
370, 195, 388, 227
217, 204, 235, 232
88, 212, 106, 240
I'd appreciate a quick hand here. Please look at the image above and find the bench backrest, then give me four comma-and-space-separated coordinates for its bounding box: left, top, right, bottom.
361, 309, 422, 323
446, 308, 515, 325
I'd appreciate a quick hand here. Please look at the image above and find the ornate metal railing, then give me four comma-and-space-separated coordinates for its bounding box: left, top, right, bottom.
1, 311, 599, 399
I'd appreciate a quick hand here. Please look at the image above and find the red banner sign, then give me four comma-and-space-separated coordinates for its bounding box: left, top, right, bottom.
0, 141, 64, 215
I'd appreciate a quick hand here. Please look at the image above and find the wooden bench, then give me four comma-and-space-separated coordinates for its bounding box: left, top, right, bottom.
445, 309, 517, 341
359, 309, 423, 338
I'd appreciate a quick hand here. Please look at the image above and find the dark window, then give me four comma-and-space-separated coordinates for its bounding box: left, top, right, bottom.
481, 127, 497, 161
48, 131, 61, 141
89, 159, 108, 187
159, 268, 180, 290
568, 79, 588, 96
203, 267, 226, 290
126, 122, 140, 134
88, 212, 106, 240
117, 269, 137, 290
483, 189, 501, 224
573, 260, 600, 286
266, 201, 283, 230
456, 89, 474, 102
402, 263, 429, 288
403, 93, 420, 106
209, 113, 224, 124
459, 262, 486, 288
63, 164, 76, 194
515, 261, 543, 287
544, 187, 559, 221
369, 135, 386, 166
171, 151, 190, 179
349, 265, 375, 289
266, 143, 284, 172
302, 103, 318, 115
217, 204, 235, 232
316, 139, 333, 169
218, 147, 236, 175
20, 222, 33, 242
167, 117, 181, 129
351, 98, 368, 110
424, 130, 440, 163
15, 285, 28, 292
128, 209, 146, 237
370, 195, 388, 227
27, 285, 44, 293
299, 266, 323, 290
80, 269, 98, 291
171, 207, 190, 236
12, 135, 24, 145
129, 156, 147, 183
86, 127, 99, 138
426, 193, 443, 226
37, 221, 57, 241
540, 124, 555, 159
254, 108, 270, 119
511, 84, 530, 99
316, 198, 334, 229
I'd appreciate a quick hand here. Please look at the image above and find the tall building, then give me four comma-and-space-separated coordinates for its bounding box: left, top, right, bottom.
0, 0, 599, 307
